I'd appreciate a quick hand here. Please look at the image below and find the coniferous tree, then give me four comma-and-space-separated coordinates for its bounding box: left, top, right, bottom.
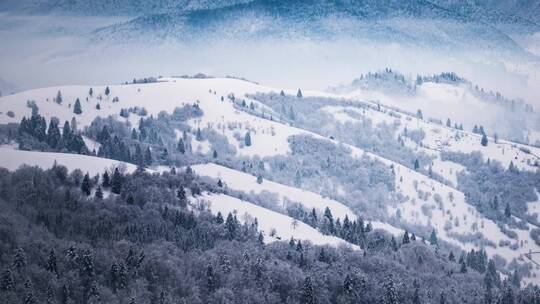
95, 185, 103, 199
429, 229, 438, 246
391, 236, 399, 251
217, 179, 223, 187
56, 90, 63, 104
213, 149, 218, 158
111, 168, 122, 194
460, 261, 467, 273
47, 118, 61, 148
13, 248, 26, 271
216, 212, 224, 224
244, 131, 252, 146
448, 251, 455, 262
297, 89, 303, 98
177, 138, 185, 154
505, 203, 511, 217
81, 172, 91, 196
102, 171, 110, 188
256, 174, 263, 184
403, 230, 410, 244
481, 134, 488, 147
46, 249, 58, 276
383, 275, 399, 304
89, 88, 93, 96
96, 103, 101, 110
73, 98, 82, 114
302, 277, 314, 304
225, 213, 237, 240
196, 128, 202, 141
105, 86, 110, 96
414, 159, 420, 170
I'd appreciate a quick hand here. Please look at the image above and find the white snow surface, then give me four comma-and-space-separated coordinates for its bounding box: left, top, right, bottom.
195, 192, 359, 249
192, 163, 357, 221
0, 147, 138, 175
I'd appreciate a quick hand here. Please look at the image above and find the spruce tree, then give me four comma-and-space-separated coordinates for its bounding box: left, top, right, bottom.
297, 89, 303, 98
256, 174, 263, 184
382, 275, 399, 304
46, 249, 58, 276
244, 131, 252, 146
196, 127, 202, 141
105, 86, 110, 96
56, 90, 63, 104
213, 149, 218, 158
111, 168, 122, 194
505, 203, 511, 217
102, 171, 111, 188
481, 134, 488, 146
429, 229, 438, 246
47, 118, 61, 149
73, 98, 82, 114
403, 230, 410, 244
414, 159, 420, 170
302, 277, 314, 304
89, 87, 93, 96
95, 185, 103, 199
177, 138, 185, 154
81, 172, 91, 196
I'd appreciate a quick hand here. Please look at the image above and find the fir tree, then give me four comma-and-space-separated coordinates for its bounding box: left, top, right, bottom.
217, 179, 223, 187
177, 138, 185, 154
481, 134, 488, 146
244, 131, 252, 146
46, 249, 58, 276
256, 174, 263, 184
95, 185, 103, 199
391, 236, 399, 251
302, 277, 314, 304
89, 87, 93, 96
414, 159, 420, 170
81, 172, 91, 196
213, 149, 218, 158
448, 251, 455, 262
505, 203, 511, 217
13, 248, 26, 271
56, 90, 63, 104
102, 171, 110, 188
382, 275, 399, 304
403, 230, 410, 244
225, 213, 237, 240
216, 212, 224, 224
111, 168, 122, 194
196, 127, 202, 141
47, 118, 61, 148
105, 86, 110, 96
73, 98, 82, 114
95, 103, 101, 110
429, 229, 438, 246
297, 89, 303, 98
460, 261, 467, 273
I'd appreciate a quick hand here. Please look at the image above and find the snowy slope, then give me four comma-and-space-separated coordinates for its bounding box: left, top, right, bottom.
2, 76, 539, 283
192, 163, 357, 221
0, 147, 138, 175
195, 192, 359, 249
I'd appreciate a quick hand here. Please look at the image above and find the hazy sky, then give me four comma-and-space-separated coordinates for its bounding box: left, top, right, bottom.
1, 13, 539, 109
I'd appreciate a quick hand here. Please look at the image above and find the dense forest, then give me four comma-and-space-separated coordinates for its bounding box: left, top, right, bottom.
0, 165, 539, 304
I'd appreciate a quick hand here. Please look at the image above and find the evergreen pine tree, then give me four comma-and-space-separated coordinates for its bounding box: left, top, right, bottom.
391, 236, 399, 251
89, 88, 93, 96
505, 203, 511, 217
13, 248, 26, 271
56, 90, 63, 104
244, 131, 252, 146
213, 149, 218, 158
95, 185, 103, 199
302, 277, 314, 304
73, 98, 82, 114
81, 172, 91, 196
297, 89, 303, 98
196, 127, 202, 141
383, 275, 399, 304
256, 174, 263, 184
448, 251, 455, 262
47, 118, 61, 149
96, 103, 101, 110
414, 159, 420, 170
403, 230, 410, 244
105, 86, 110, 96
46, 249, 58, 276
429, 229, 438, 246
216, 212, 224, 224
177, 138, 185, 154
481, 134, 488, 146
111, 168, 122, 194
102, 171, 110, 188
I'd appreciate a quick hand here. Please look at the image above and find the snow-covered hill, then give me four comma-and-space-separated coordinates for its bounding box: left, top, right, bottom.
1, 76, 540, 284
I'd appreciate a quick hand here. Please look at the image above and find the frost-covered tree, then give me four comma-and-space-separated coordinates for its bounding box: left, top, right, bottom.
111, 168, 122, 194
481, 134, 488, 147
297, 89, 303, 98
73, 98, 82, 114
81, 172, 91, 196
244, 131, 252, 146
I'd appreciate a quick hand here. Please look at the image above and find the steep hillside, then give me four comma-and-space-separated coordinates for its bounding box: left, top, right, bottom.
2, 76, 540, 285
